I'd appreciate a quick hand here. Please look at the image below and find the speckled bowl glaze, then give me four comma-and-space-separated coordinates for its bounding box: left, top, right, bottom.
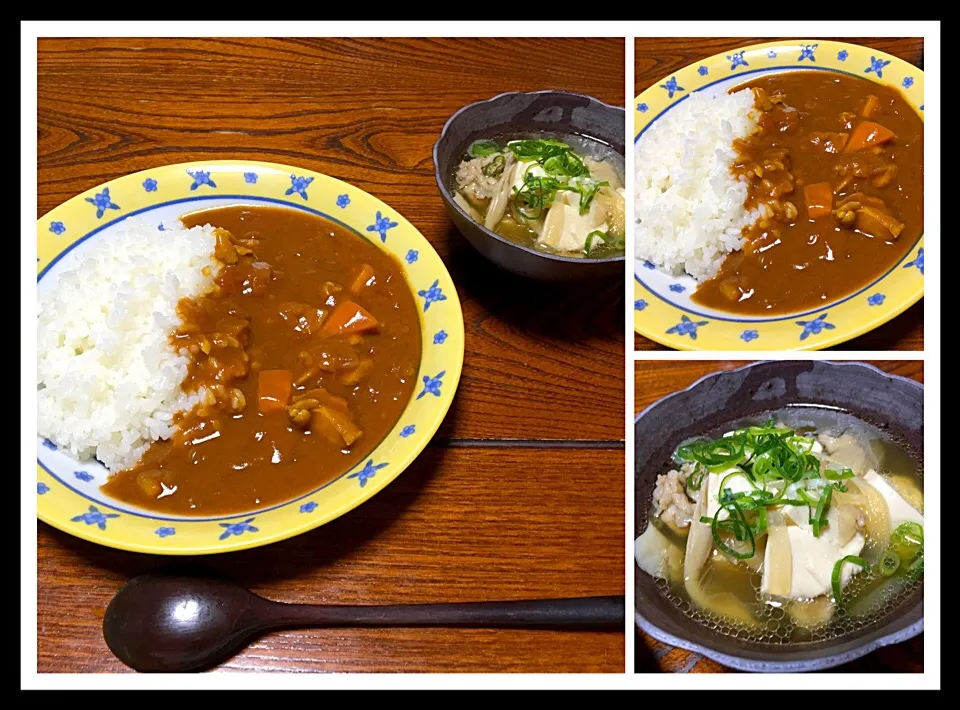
434, 90, 625, 281
37, 160, 464, 555
634, 361, 923, 672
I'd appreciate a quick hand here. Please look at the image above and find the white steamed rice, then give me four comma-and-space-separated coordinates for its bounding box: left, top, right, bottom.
635, 88, 762, 281
38, 220, 220, 471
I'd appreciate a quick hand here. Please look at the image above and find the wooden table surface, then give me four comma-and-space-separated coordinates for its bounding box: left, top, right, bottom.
633, 37, 925, 352
633, 359, 924, 673
36, 37, 626, 673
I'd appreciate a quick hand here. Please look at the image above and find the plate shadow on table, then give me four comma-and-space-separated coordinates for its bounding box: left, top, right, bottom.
38, 427, 455, 591
444, 227, 625, 345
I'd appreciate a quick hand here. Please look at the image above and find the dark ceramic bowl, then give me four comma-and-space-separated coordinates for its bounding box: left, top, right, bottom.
635, 361, 924, 672
433, 90, 625, 281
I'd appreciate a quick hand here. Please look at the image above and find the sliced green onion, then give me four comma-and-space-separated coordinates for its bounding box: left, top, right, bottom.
890, 521, 923, 564
677, 434, 746, 467
905, 552, 924, 582
832, 555, 871, 608
812, 483, 834, 537
583, 230, 606, 256
481, 154, 505, 177
468, 140, 500, 158
684, 464, 707, 497
703, 498, 756, 560
893, 521, 924, 545
824, 467, 856, 481
879, 550, 901, 577
754, 505, 768, 535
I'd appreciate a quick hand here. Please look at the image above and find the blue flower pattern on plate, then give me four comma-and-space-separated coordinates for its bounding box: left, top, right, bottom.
367, 211, 398, 243
642, 260, 656, 270
767, 50, 777, 59
637, 103, 649, 112
336, 194, 350, 208
669, 284, 686, 293
867, 293, 886, 306
42, 438, 57, 451
698, 66, 708, 76
158, 223, 165, 231
400, 425, 415, 438
186, 169, 217, 191
666, 315, 709, 340
74, 471, 94, 483
286, 174, 314, 201
349, 459, 388, 488
903, 248, 924, 274
417, 279, 447, 312
902, 77, 914, 88
659, 77, 684, 99
85, 188, 120, 219
837, 50, 849, 61
727, 52, 749, 70
433, 330, 448, 345
740, 329, 759, 342
71, 505, 119, 530
300, 501, 318, 513
37, 482, 50, 495
244, 172, 258, 184
417, 371, 445, 400
406, 249, 419, 264
634, 299, 648, 311
155, 527, 176, 538
49, 221, 66, 235
142, 178, 158, 192
798, 44, 818, 62
796, 312, 835, 340
218, 517, 258, 540
865, 56, 891, 78
919, 105, 924, 111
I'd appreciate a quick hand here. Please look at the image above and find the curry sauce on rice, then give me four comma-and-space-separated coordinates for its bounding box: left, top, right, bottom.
38, 206, 421, 515
635, 72, 923, 315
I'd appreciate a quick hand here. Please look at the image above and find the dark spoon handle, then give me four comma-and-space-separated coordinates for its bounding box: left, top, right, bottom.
264, 595, 624, 629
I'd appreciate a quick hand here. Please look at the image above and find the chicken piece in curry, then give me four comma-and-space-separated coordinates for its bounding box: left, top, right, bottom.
693, 72, 923, 315
102, 206, 421, 515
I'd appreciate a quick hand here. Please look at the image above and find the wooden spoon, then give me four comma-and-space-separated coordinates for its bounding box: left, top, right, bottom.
103, 572, 624, 672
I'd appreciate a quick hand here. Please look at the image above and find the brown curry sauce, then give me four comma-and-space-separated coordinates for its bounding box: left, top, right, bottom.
692, 72, 923, 314
101, 206, 421, 515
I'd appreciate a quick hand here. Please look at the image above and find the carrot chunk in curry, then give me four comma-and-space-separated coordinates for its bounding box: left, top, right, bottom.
845, 121, 896, 153
258, 370, 293, 413
321, 301, 380, 337
693, 72, 923, 315
101, 206, 421, 515
803, 182, 834, 219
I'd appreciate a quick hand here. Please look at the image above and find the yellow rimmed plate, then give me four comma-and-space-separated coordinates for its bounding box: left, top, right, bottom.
634, 40, 924, 350
37, 160, 464, 554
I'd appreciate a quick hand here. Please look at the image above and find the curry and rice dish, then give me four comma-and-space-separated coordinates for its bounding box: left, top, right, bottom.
636, 72, 923, 315
38, 206, 421, 515
635, 411, 923, 644
454, 136, 626, 258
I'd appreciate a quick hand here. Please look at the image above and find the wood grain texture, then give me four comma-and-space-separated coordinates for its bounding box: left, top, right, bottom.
633, 359, 923, 673
633, 37, 924, 352
38, 447, 624, 673
38, 37, 626, 442
36, 38, 626, 674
